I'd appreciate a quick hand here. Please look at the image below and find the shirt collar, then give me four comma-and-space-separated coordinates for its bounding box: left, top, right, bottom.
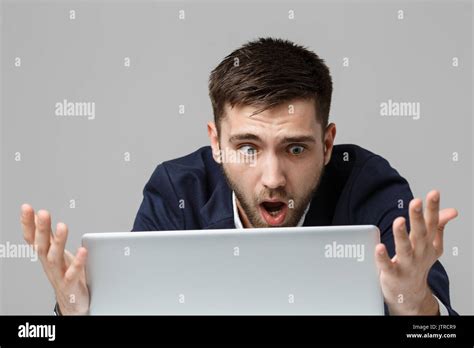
232, 191, 310, 229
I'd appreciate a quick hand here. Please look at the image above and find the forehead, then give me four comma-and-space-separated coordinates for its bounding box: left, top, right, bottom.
221, 98, 321, 140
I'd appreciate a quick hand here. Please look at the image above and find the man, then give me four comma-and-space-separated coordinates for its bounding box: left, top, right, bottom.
21, 37, 458, 316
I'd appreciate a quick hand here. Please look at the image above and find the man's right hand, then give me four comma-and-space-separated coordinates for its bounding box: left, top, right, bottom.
20, 204, 90, 315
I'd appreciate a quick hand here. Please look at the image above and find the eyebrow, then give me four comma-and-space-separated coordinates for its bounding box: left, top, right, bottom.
228, 133, 262, 143
228, 133, 316, 144
282, 135, 317, 143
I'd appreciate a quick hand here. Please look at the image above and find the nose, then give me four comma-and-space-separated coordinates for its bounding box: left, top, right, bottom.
260, 153, 286, 190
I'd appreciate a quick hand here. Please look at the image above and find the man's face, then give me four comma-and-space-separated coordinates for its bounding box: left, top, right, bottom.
208, 98, 335, 228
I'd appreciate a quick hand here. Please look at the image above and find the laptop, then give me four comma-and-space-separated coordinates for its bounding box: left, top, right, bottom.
82, 225, 384, 315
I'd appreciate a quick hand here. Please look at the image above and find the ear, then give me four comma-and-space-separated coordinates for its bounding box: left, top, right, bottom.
323, 123, 337, 166
207, 121, 221, 163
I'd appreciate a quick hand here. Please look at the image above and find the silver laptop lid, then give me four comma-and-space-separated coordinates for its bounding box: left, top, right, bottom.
82, 225, 383, 315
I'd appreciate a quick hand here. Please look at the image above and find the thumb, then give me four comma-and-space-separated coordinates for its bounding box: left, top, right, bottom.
432, 208, 458, 257
374, 243, 395, 274
438, 208, 458, 231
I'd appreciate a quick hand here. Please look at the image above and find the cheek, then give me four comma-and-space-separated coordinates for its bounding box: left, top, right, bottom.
225, 163, 258, 187
287, 158, 323, 191
225, 162, 245, 177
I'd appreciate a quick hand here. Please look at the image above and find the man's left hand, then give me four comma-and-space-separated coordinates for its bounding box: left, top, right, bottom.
375, 190, 458, 315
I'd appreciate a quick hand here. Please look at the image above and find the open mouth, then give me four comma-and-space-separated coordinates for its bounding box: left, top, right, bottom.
259, 201, 288, 226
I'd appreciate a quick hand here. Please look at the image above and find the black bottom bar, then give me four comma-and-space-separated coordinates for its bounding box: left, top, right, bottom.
0, 315, 473, 346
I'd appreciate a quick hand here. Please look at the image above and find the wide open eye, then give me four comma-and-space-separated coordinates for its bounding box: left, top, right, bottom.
288, 145, 305, 156
238, 144, 257, 156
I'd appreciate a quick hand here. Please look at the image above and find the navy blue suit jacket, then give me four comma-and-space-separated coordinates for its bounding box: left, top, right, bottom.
131, 144, 457, 315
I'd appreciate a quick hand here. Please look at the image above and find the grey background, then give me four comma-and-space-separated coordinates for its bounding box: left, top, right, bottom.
1, 0, 472, 314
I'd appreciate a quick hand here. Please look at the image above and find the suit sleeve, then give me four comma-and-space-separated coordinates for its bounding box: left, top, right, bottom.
131, 164, 184, 232
350, 155, 458, 315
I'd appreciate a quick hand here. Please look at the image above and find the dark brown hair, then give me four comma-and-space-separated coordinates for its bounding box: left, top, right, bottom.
208, 37, 333, 133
